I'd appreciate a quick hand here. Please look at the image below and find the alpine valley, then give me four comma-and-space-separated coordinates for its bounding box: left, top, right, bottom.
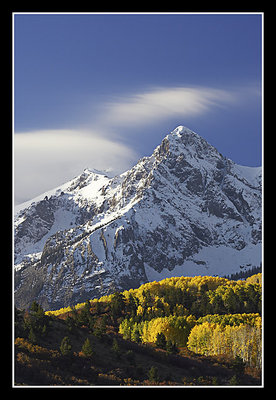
14, 126, 262, 310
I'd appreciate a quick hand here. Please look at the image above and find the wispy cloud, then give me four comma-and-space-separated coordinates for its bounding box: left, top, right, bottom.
14, 129, 138, 204
101, 86, 235, 127
14, 85, 251, 205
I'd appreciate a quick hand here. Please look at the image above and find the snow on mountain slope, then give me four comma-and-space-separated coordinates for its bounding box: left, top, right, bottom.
14, 126, 262, 310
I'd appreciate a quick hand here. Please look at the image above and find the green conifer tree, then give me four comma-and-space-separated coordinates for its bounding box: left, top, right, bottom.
148, 366, 159, 383
166, 339, 178, 354
28, 327, 37, 344
112, 338, 121, 359
81, 337, 93, 358
155, 332, 166, 349
60, 336, 72, 356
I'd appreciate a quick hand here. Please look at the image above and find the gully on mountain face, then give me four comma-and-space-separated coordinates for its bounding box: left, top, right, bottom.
14, 126, 262, 310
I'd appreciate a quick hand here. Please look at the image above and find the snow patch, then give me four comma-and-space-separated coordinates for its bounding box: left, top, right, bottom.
145, 243, 262, 281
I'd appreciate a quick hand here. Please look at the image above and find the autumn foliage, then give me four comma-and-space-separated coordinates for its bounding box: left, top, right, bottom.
15, 274, 262, 386
46, 273, 262, 371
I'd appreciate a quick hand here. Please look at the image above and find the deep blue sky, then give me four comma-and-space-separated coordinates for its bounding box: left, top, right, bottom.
14, 13, 263, 204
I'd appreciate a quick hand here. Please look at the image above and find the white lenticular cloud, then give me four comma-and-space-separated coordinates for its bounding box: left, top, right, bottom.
14, 129, 138, 205
14, 85, 239, 205
102, 86, 235, 126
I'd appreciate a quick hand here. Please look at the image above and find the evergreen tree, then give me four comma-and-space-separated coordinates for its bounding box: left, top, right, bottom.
30, 301, 41, 313
93, 317, 106, 338
65, 315, 75, 332
60, 336, 72, 356
81, 338, 93, 358
24, 302, 48, 339
131, 324, 141, 343
28, 327, 37, 344
127, 293, 138, 316
70, 305, 78, 323
148, 366, 159, 383
111, 292, 126, 319
78, 308, 90, 327
142, 289, 153, 308
95, 301, 103, 315
229, 375, 240, 386
112, 338, 121, 359
166, 340, 178, 354
155, 332, 166, 349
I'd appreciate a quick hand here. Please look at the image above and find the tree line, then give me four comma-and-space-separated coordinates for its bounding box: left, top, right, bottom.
45, 274, 262, 369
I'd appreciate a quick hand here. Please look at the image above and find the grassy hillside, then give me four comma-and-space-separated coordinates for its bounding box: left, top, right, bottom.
14, 274, 262, 386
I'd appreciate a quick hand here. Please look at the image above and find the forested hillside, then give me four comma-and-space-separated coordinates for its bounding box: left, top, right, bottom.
14, 274, 262, 386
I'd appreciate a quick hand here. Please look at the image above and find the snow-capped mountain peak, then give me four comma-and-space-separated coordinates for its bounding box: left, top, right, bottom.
170, 125, 195, 136
14, 126, 262, 310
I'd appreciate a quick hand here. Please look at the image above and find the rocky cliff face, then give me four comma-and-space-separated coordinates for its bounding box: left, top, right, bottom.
14, 126, 262, 310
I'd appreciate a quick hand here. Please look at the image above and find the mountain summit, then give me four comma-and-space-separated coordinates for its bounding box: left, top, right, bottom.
14, 126, 262, 310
